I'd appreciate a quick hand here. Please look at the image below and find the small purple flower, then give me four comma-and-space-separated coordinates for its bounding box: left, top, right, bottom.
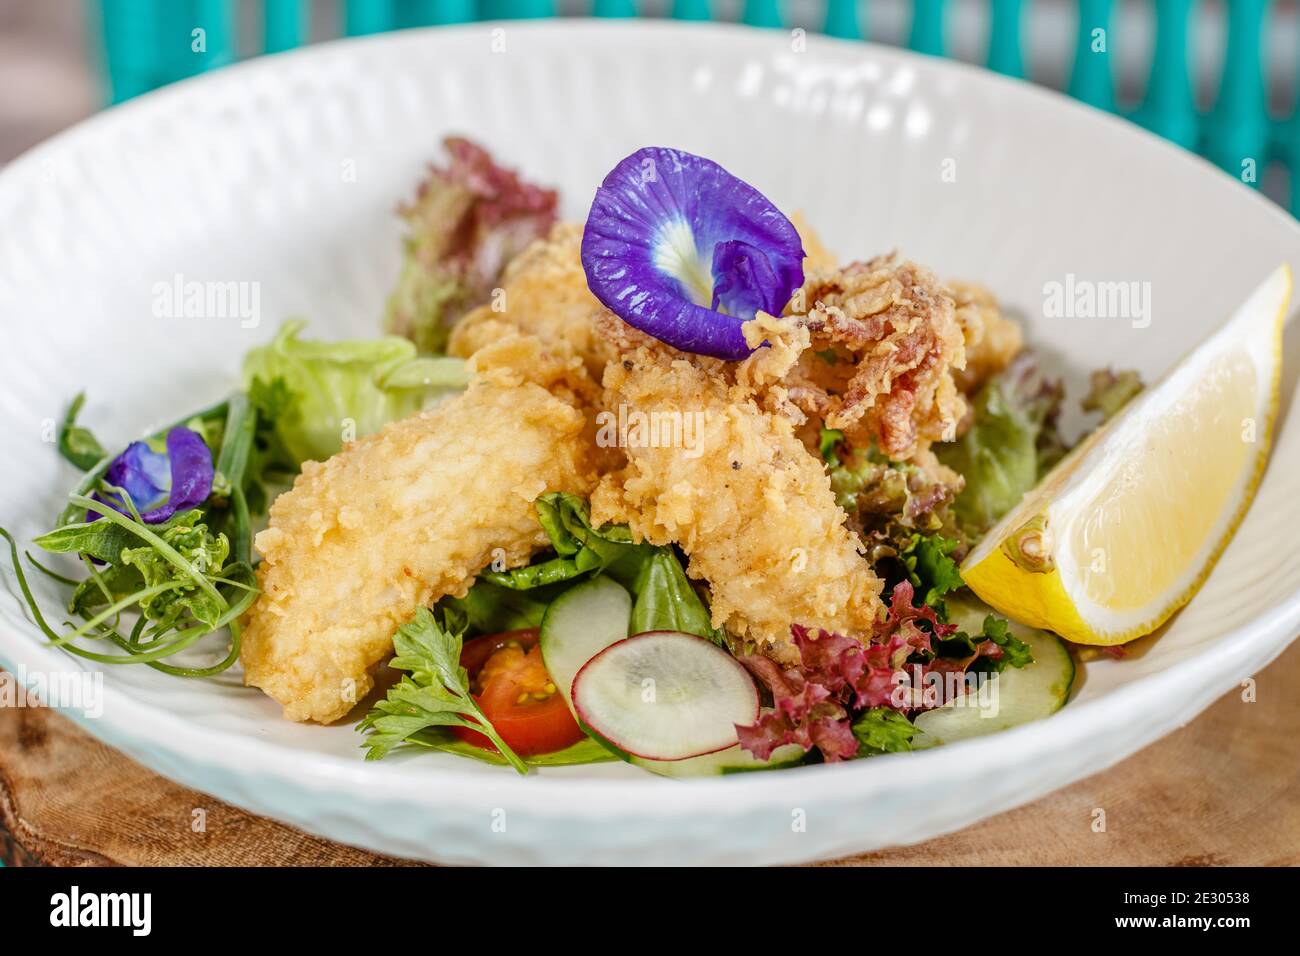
581, 147, 805, 360
92, 427, 214, 524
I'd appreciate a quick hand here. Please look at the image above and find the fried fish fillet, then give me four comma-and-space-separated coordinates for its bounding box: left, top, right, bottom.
589, 314, 883, 660
447, 222, 615, 380
241, 333, 600, 723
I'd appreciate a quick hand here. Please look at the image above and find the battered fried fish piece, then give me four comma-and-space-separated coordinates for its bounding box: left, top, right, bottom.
788, 211, 837, 273
784, 254, 968, 461
947, 279, 1024, 394
241, 333, 600, 723
589, 314, 883, 660
447, 222, 615, 380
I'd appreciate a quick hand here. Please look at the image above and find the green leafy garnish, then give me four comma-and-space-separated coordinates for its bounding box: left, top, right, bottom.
818, 427, 845, 468
440, 579, 553, 633
5, 387, 275, 677
936, 614, 1033, 673
359, 607, 529, 773
899, 534, 964, 610
241, 319, 469, 464
937, 356, 1065, 538
57, 392, 107, 471
471, 492, 722, 646
828, 448, 955, 544
629, 549, 721, 643
852, 707, 922, 755
55, 396, 230, 529
395, 732, 615, 769
49, 511, 231, 633
383, 137, 556, 355
1081, 367, 1143, 422
481, 492, 653, 590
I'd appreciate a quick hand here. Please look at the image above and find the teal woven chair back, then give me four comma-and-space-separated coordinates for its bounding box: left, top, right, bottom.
92, 1, 1292, 211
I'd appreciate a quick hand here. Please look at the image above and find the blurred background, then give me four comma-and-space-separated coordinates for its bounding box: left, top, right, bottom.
2, 1, 1300, 208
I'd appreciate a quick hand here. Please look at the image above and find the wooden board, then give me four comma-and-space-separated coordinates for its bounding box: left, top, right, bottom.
3, 637, 1299, 867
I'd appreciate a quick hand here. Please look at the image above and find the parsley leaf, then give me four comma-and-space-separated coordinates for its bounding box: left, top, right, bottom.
900, 533, 964, 610
359, 607, 529, 773
938, 613, 1034, 673
976, 615, 1034, 671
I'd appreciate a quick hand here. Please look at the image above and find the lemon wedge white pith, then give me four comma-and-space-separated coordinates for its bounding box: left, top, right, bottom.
961, 265, 1291, 646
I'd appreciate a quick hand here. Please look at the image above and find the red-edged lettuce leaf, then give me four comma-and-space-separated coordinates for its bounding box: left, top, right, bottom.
736, 582, 955, 762
385, 137, 558, 354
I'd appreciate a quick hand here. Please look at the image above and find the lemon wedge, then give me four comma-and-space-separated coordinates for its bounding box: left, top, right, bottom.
961, 265, 1291, 645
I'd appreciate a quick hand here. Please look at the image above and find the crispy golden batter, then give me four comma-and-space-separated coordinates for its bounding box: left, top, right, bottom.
241, 334, 600, 723
783, 255, 968, 461
789, 211, 837, 274
947, 279, 1024, 394
447, 222, 614, 380
589, 314, 882, 659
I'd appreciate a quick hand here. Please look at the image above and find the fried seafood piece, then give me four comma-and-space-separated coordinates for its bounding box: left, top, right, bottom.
589, 314, 883, 659
241, 334, 601, 723
788, 211, 838, 273
948, 279, 1024, 394
784, 254, 968, 461
447, 222, 615, 380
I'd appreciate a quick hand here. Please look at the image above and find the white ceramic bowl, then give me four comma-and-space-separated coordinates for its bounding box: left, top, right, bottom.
2, 21, 1299, 866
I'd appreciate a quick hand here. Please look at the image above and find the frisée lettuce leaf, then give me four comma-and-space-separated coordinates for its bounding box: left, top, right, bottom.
241, 320, 469, 465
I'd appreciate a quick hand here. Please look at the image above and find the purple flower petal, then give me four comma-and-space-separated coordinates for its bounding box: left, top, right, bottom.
104, 442, 171, 513
710, 239, 783, 317
581, 147, 804, 360
92, 427, 214, 524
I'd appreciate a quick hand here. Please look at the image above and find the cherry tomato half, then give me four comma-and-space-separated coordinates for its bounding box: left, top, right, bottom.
453, 628, 586, 757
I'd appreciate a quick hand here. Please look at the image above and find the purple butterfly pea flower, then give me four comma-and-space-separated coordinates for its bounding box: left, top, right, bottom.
92, 427, 214, 524
580, 147, 805, 360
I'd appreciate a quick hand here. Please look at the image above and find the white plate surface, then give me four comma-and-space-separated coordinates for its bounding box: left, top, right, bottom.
2, 21, 1300, 865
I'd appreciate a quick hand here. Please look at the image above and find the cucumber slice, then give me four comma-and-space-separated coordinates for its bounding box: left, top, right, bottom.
572, 631, 760, 761
538, 575, 632, 713
913, 596, 1075, 744
631, 743, 807, 777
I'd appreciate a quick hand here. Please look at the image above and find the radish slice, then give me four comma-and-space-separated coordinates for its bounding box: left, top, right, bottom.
572, 630, 759, 761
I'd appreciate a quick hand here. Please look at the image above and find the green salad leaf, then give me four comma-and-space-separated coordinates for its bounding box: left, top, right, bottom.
57, 392, 107, 471
45, 511, 235, 635
937, 356, 1065, 538
119, 513, 231, 631
383, 137, 557, 355
1081, 367, 1143, 422
439, 579, 553, 633
828, 450, 956, 546
936, 613, 1034, 673
818, 427, 845, 468
629, 548, 720, 643
32, 515, 139, 565
11, 386, 272, 678
852, 706, 922, 755
899, 534, 964, 611
242, 320, 469, 464
480, 492, 653, 590
471, 492, 722, 645
359, 607, 529, 773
